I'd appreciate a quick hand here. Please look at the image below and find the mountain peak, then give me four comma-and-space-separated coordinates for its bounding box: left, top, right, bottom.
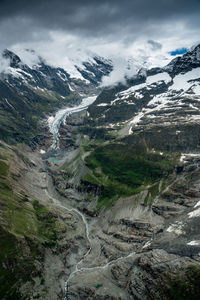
192, 43, 200, 60
2, 49, 22, 68
164, 43, 200, 76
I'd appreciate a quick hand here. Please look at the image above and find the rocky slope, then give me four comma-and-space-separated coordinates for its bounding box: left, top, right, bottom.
0, 141, 92, 300
52, 44, 200, 299
1, 44, 200, 300
0, 50, 112, 299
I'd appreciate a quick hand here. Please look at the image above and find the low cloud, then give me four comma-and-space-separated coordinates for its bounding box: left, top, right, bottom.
147, 40, 162, 51
101, 58, 139, 87
0, 0, 200, 85
0, 55, 10, 73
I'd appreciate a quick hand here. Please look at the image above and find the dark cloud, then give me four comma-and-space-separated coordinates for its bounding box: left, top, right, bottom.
148, 40, 162, 51
0, 0, 200, 38
0, 0, 200, 73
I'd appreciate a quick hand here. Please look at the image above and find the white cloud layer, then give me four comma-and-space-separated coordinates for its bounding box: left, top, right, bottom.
0, 55, 10, 73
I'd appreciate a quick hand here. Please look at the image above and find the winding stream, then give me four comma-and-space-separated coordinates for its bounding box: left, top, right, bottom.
45, 189, 136, 300
46, 95, 136, 299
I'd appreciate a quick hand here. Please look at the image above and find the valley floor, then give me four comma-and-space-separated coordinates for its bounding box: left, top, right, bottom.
1, 99, 200, 300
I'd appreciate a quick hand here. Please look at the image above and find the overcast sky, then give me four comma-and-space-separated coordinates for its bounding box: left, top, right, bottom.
0, 0, 200, 83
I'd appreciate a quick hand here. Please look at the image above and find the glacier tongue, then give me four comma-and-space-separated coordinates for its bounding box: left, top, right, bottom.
48, 96, 97, 149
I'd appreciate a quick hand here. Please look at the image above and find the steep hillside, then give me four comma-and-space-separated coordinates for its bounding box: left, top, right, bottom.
88, 44, 200, 134
80, 45, 200, 204
1, 44, 200, 300
50, 44, 200, 299
0, 142, 90, 299
0, 49, 112, 145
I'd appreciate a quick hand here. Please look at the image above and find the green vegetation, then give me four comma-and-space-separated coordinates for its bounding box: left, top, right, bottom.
95, 284, 103, 289
0, 187, 62, 298
0, 160, 9, 177
0, 147, 67, 299
83, 142, 178, 208
33, 200, 57, 246
79, 125, 114, 141
0, 226, 41, 300
144, 182, 160, 206
0, 89, 78, 145
166, 265, 200, 300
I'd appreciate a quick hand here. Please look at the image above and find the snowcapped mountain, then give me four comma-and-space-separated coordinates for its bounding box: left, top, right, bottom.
0, 49, 112, 144
2, 43, 200, 300
68, 44, 200, 300
1, 49, 113, 95
88, 44, 200, 144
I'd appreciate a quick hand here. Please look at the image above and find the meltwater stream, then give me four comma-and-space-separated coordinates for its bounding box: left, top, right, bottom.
48, 96, 97, 149
45, 189, 136, 300
46, 95, 136, 299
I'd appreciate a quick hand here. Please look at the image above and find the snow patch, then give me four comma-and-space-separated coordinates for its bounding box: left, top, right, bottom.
142, 241, 151, 249
97, 103, 108, 107
7, 67, 24, 78
193, 85, 200, 95
180, 153, 200, 162
134, 92, 143, 99
187, 240, 200, 246
4, 98, 14, 109
146, 72, 171, 85
68, 83, 75, 91
40, 149, 46, 154
194, 200, 200, 208
119, 83, 146, 98
188, 207, 200, 218
171, 68, 200, 92
48, 116, 55, 123
57, 70, 67, 81
18, 70, 33, 78
118, 72, 171, 100
166, 221, 185, 235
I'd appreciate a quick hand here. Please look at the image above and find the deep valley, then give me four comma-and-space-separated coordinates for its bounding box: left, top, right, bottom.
1, 44, 200, 300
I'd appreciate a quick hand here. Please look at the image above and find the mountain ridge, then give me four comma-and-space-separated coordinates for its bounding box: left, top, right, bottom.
0, 49, 112, 144
1, 43, 200, 299
87, 43, 200, 134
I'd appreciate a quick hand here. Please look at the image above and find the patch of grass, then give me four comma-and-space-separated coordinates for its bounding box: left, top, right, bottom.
0, 177, 13, 197
0, 160, 9, 177
0, 226, 41, 300
0, 142, 6, 149
0, 147, 69, 299
144, 182, 160, 206
95, 284, 103, 289
166, 265, 200, 300
79, 126, 113, 141
84, 142, 177, 208
33, 200, 57, 245
0, 191, 63, 297
83, 172, 102, 186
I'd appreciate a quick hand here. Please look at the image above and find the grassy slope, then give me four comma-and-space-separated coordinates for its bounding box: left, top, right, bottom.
0, 144, 67, 299
81, 137, 179, 209
166, 265, 200, 300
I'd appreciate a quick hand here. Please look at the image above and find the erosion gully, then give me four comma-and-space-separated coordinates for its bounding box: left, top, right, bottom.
45, 96, 136, 299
